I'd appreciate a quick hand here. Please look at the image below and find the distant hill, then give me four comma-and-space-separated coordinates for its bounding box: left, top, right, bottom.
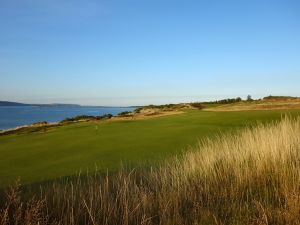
34, 103, 81, 107
0, 101, 29, 106
262, 95, 300, 101
0, 101, 80, 107
204, 95, 300, 112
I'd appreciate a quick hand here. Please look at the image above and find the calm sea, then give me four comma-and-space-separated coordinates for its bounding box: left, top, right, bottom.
0, 106, 135, 130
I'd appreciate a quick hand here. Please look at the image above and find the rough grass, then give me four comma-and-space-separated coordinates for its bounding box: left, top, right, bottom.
1, 117, 300, 224
205, 98, 300, 111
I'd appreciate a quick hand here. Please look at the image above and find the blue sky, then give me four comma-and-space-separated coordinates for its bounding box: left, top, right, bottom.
0, 0, 299, 106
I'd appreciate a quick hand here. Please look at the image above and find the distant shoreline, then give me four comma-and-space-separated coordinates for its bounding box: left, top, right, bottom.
0, 101, 138, 108
0, 105, 136, 131
2, 96, 300, 131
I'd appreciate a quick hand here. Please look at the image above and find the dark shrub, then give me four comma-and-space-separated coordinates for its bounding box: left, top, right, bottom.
60, 118, 75, 123
247, 95, 253, 101
102, 114, 113, 119
33, 121, 48, 126
118, 111, 132, 117
190, 102, 204, 110
134, 108, 142, 113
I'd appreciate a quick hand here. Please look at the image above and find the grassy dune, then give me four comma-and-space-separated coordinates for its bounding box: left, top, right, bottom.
1, 117, 300, 224
205, 97, 300, 111
1, 109, 300, 186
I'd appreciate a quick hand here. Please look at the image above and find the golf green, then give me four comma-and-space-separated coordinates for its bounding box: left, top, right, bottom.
1, 109, 300, 186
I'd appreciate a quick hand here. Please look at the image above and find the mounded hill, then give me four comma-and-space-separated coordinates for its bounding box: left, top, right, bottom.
204, 96, 300, 111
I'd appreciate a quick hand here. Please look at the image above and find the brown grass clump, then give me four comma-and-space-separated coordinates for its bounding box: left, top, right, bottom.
1, 117, 300, 224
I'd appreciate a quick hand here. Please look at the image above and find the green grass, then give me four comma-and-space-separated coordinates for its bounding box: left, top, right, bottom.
1, 109, 300, 186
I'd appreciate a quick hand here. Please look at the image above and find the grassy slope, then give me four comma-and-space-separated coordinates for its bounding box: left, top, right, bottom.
205, 98, 300, 111
1, 117, 300, 224
1, 109, 300, 186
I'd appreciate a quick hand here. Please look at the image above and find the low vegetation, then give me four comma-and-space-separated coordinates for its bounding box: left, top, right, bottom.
0, 114, 114, 136
0, 123, 62, 136
134, 104, 174, 114
202, 97, 243, 105
117, 111, 133, 117
61, 114, 113, 123
32, 121, 48, 126
206, 96, 300, 112
1, 117, 300, 224
263, 95, 300, 101
189, 102, 204, 109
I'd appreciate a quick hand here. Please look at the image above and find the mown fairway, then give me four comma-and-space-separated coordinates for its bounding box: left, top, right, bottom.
1, 109, 300, 186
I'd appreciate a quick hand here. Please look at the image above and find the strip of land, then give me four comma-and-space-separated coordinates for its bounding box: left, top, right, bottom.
204, 96, 300, 111
1, 105, 300, 186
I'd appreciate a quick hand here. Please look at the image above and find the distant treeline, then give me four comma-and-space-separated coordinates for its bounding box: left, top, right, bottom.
133, 98, 245, 113
202, 97, 243, 104
134, 104, 181, 113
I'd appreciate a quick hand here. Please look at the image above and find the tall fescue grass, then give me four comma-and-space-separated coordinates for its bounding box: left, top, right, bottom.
1, 117, 300, 224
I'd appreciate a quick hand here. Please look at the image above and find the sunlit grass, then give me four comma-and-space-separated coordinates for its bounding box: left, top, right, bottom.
1, 117, 300, 224
1, 109, 300, 186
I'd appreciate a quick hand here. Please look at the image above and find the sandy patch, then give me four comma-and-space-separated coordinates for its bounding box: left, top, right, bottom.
110, 110, 184, 121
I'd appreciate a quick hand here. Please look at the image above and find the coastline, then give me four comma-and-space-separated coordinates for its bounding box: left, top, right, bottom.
0, 106, 136, 132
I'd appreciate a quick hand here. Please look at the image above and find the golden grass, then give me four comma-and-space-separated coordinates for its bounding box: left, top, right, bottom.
110, 109, 184, 122
1, 117, 300, 224
205, 99, 300, 111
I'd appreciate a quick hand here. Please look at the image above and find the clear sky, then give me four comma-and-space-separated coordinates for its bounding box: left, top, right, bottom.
0, 0, 299, 106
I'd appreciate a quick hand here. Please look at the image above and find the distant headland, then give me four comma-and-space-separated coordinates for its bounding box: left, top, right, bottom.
0, 101, 137, 108
0, 101, 81, 107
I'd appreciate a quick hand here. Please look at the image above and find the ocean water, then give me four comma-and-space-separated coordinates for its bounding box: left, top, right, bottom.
0, 106, 135, 130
